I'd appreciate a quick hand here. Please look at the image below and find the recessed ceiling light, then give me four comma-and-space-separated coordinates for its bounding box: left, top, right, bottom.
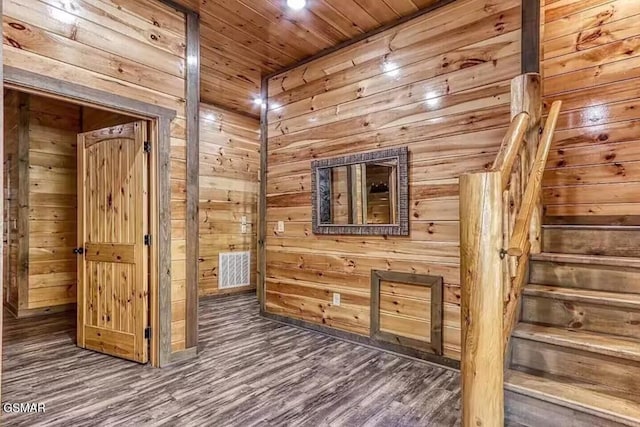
383, 61, 400, 77
253, 97, 265, 106
52, 7, 77, 24
287, 0, 306, 11
424, 91, 440, 107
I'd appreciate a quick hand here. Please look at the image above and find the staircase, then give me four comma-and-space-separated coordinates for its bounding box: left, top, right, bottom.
505, 225, 640, 426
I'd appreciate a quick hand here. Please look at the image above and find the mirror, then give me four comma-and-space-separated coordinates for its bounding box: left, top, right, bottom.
312, 147, 409, 235
320, 162, 398, 225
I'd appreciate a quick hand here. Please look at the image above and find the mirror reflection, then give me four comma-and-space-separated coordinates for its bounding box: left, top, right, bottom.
318, 160, 398, 225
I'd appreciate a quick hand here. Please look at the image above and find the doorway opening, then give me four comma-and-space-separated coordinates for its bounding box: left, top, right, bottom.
3, 88, 153, 365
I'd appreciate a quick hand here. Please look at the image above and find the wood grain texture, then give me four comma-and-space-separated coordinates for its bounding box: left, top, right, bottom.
459, 171, 504, 427
17, 92, 29, 312
508, 217, 640, 424
264, 0, 523, 361
370, 270, 443, 356
199, 104, 260, 298
3, 92, 90, 315
506, 370, 640, 426
1, 0, 4, 401
3, 90, 20, 315
508, 100, 561, 256
185, 10, 200, 350
170, 0, 445, 116
28, 94, 78, 311
82, 106, 137, 132
2, 294, 463, 426
542, 0, 640, 221
77, 121, 149, 363
3, 0, 188, 354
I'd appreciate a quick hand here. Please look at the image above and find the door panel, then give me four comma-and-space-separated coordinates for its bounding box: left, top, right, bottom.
77, 121, 148, 363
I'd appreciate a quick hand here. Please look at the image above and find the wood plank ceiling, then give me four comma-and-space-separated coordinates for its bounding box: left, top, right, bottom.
175, 0, 441, 117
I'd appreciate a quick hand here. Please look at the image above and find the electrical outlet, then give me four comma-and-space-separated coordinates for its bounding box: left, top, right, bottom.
277, 221, 285, 233
241, 215, 247, 225
333, 293, 341, 306
241, 224, 247, 234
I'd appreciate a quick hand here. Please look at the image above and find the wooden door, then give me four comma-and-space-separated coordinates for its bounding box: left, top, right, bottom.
77, 121, 149, 363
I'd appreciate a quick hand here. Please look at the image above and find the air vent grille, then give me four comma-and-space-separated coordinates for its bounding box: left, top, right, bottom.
218, 251, 251, 289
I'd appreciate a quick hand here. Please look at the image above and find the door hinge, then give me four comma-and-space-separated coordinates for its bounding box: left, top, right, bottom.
144, 326, 151, 339
144, 141, 151, 153
144, 234, 152, 246
73, 247, 85, 255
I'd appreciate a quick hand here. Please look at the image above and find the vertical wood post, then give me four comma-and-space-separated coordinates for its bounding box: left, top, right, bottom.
0, 0, 4, 399
511, 74, 542, 253
17, 93, 29, 310
257, 76, 268, 311
460, 171, 504, 427
184, 9, 200, 351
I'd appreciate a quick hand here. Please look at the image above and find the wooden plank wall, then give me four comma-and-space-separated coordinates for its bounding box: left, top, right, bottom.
542, 0, 640, 222
379, 281, 431, 343
265, 0, 523, 360
82, 106, 137, 132
173, 0, 443, 116
3, 91, 139, 315
3, 90, 19, 314
27, 93, 80, 311
199, 104, 259, 297
3, 0, 189, 352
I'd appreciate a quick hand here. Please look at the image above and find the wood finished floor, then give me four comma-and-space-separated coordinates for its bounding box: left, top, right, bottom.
2, 294, 461, 426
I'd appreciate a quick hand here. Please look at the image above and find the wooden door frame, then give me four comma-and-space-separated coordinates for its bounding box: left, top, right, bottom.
3, 66, 174, 367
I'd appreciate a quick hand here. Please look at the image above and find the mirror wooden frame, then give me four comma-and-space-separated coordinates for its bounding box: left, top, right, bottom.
311, 147, 409, 235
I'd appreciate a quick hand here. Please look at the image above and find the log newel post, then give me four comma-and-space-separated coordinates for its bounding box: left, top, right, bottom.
460, 171, 504, 427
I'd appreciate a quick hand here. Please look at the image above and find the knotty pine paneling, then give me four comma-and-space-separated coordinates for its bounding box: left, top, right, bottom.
3, 0, 189, 351
199, 104, 260, 297
265, 0, 523, 360
174, 0, 442, 116
82, 106, 138, 132
4, 92, 139, 314
542, 0, 640, 221
27, 93, 80, 310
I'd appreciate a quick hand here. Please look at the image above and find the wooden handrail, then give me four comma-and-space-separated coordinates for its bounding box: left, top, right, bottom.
507, 101, 562, 257
461, 74, 561, 427
502, 239, 530, 353
491, 112, 530, 190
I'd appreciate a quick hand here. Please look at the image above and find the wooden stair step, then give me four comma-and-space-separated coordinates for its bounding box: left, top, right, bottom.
525, 284, 640, 310
531, 253, 640, 269
513, 323, 640, 362
505, 370, 640, 426
542, 225, 640, 230
529, 258, 640, 294
541, 227, 640, 258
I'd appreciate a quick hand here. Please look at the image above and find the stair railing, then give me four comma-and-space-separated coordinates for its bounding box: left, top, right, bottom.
460, 72, 561, 427
503, 100, 561, 350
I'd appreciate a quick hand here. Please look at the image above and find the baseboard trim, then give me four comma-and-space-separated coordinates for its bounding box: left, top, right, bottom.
166, 346, 198, 366
261, 310, 460, 371
7, 303, 76, 319
200, 288, 256, 301
4, 301, 19, 318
